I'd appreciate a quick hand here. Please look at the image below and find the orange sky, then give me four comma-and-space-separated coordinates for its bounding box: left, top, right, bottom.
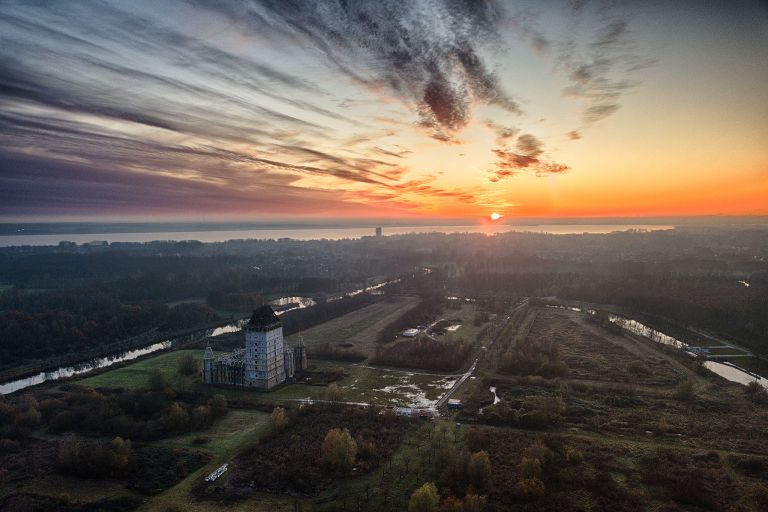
0, 1, 766, 221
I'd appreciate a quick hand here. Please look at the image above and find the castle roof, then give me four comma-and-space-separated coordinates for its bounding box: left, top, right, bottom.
247, 305, 281, 330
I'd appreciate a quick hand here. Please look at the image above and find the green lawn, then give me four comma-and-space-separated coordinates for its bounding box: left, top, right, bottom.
81, 349, 205, 390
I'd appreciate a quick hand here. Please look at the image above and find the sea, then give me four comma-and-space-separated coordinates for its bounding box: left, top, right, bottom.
0, 223, 676, 247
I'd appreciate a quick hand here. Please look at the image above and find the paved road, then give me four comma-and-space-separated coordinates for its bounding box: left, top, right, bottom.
433, 298, 528, 412
434, 357, 478, 410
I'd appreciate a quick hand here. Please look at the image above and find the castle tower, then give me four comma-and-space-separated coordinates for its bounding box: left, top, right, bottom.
294, 336, 308, 372
202, 342, 214, 384
244, 305, 286, 389
284, 345, 295, 379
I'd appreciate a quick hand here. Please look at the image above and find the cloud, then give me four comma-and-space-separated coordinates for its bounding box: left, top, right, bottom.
556, 1, 654, 125
567, 130, 582, 140
195, 0, 521, 136
485, 120, 520, 146
488, 133, 569, 181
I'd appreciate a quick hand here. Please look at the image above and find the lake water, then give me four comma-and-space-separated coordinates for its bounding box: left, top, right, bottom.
0, 224, 674, 247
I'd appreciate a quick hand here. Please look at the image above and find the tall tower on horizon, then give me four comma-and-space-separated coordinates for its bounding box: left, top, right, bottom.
375, 226, 382, 237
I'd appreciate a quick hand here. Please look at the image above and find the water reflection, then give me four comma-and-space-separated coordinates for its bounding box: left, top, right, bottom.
0, 319, 245, 395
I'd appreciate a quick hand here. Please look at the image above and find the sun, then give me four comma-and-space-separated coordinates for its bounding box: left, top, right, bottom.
490, 212, 503, 221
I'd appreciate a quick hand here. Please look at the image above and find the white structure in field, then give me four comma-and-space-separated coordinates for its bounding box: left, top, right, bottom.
203, 305, 306, 389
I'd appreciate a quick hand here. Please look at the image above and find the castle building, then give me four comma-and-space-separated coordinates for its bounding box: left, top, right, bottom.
202, 305, 307, 389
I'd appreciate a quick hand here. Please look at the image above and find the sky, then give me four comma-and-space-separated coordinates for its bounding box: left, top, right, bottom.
0, 0, 767, 222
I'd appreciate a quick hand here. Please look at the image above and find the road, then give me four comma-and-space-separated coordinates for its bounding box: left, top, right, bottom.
433, 298, 527, 412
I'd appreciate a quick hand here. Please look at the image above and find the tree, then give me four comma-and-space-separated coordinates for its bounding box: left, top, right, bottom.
271, 406, 287, 433
321, 427, 357, 473
468, 450, 492, 494
177, 353, 199, 376
409, 482, 439, 512
108, 436, 131, 475
324, 382, 343, 402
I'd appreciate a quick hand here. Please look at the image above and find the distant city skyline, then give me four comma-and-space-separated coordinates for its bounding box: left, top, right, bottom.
1, 0, 766, 220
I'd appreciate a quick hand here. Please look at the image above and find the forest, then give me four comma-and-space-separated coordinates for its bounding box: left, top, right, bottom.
1, 226, 767, 379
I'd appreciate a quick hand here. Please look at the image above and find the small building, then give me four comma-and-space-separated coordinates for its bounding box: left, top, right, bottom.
402, 328, 419, 337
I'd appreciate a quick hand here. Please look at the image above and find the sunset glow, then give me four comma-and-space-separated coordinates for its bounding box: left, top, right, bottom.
0, 1, 766, 221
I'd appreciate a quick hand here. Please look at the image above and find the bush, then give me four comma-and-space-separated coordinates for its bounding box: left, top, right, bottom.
56, 435, 132, 478
372, 337, 472, 372
674, 379, 696, 401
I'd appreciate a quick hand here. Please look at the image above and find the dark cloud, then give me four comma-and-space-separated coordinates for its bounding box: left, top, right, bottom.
195, 0, 521, 135
0, 152, 381, 217
515, 134, 545, 158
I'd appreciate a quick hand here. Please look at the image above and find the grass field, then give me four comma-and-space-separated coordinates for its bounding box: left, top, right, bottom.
285, 296, 419, 359
80, 346, 456, 408
81, 349, 205, 389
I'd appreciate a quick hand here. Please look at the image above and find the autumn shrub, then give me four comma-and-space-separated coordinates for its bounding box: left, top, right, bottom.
409, 482, 440, 512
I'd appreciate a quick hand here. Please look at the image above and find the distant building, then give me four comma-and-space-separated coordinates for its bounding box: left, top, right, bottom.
402, 328, 419, 337
375, 226, 382, 237
203, 305, 308, 389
